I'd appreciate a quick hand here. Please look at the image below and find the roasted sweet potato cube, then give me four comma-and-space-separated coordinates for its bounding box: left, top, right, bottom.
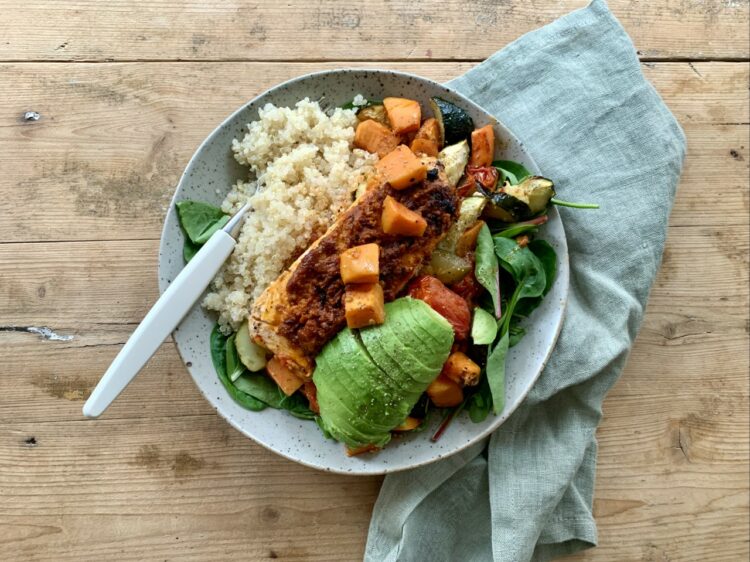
415, 118, 442, 144
340, 243, 380, 284
410, 137, 439, 157
440, 351, 481, 387
344, 283, 386, 329
354, 119, 400, 157
469, 124, 495, 167
266, 356, 304, 396
383, 97, 421, 134
346, 444, 380, 456
426, 374, 464, 407
375, 145, 427, 190
381, 195, 427, 237
393, 416, 421, 432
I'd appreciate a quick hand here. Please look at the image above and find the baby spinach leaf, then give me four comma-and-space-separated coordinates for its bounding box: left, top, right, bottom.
176, 200, 230, 245
468, 373, 493, 423
493, 160, 532, 186
279, 393, 316, 420
494, 224, 539, 239
493, 237, 547, 301
486, 331, 509, 414
528, 239, 557, 296
233, 371, 315, 419
225, 334, 245, 382
508, 324, 526, 347
176, 200, 230, 263
475, 223, 501, 318
183, 237, 201, 263
210, 324, 267, 411
471, 307, 499, 345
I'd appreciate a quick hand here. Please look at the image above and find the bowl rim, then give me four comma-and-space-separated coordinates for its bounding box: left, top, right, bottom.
158, 67, 569, 475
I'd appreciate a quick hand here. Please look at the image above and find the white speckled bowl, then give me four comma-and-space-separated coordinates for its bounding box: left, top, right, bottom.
158, 69, 568, 475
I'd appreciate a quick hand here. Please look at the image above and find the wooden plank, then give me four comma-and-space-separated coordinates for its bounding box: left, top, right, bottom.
0, 62, 747, 244
0, 416, 382, 561
0, 0, 747, 61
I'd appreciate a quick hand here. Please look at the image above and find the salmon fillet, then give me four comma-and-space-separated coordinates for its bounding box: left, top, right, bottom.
249, 159, 459, 378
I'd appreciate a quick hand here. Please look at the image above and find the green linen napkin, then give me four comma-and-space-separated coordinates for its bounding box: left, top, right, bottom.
365, 1, 686, 560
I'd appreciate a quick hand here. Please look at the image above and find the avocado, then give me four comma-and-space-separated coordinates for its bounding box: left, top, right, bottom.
313, 298, 455, 448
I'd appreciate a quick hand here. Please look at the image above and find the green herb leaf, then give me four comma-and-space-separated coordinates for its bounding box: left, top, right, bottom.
471, 307, 499, 345
486, 331, 509, 414
176, 200, 230, 245
475, 223, 501, 318
210, 325, 267, 411
492, 160, 532, 186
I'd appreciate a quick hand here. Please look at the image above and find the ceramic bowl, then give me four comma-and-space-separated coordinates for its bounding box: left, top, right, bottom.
158, 69, 569, 475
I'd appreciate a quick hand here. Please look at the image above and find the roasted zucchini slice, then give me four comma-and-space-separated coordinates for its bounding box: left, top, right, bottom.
483, 176, 555, 222
438, 140, 470, 187
430, 97, 474, 146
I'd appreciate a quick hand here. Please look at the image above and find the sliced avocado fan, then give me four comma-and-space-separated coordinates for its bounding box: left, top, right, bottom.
313, 298, 454, 449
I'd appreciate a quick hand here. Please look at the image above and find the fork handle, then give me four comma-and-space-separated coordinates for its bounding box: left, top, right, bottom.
82, 231, 236, 418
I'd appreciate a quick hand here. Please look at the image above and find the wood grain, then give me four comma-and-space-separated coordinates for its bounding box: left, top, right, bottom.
0, 0, 747, 62
0, 3, 748, 559
0, 62, 747, 245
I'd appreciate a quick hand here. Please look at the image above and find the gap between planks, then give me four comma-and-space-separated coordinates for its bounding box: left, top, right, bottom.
0, 57, 748, 64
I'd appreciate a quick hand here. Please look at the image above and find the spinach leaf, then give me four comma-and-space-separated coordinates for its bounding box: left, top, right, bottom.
511, 240, 558, 318
493, 237, 547, 301
485, 331, 509, 414
493, 160, 532, 186
508, 324, 526, 347
183, 237, 201, 263
474, 223, 501, 318
225, 334, 245, 382
233, 371, 315, 419
176, 200, 230, 263
494, 224, 539, 239
176, 200, 230, 245
279, 393, 316, 420
210, 325, 267, 411
471, 307, 498, 345
468, 373, 493, 423
528, 240, 557, 297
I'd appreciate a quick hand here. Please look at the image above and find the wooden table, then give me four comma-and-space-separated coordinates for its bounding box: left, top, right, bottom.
1, 1, 748, 560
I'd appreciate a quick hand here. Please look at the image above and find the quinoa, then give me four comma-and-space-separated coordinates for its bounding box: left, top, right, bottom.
203, 98, 377, 332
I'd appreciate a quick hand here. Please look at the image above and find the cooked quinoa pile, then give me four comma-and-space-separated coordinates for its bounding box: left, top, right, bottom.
203, 98, 377, 331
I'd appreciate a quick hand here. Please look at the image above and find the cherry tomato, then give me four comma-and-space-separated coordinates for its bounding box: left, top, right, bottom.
408, 275, 471, 340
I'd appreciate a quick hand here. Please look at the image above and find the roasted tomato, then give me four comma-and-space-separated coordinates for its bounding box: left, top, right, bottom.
468, 165, 499, 190
456, 166, 498, 197
450, 267, 483, 307
408, 275, 471, 340
301, 381, 319, 414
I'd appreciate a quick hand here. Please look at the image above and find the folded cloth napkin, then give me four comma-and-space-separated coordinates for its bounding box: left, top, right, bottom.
364, 1, 687, 560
